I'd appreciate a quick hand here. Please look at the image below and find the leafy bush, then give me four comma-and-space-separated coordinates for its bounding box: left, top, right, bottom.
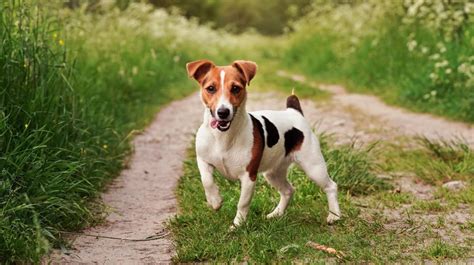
150, 0, 312, 35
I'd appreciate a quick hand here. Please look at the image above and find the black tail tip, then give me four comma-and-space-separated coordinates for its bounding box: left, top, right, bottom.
286, 93, 303, 116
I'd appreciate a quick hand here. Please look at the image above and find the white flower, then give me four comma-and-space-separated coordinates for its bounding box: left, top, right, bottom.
445, 68, 452, 74
430, 90, 437, 97
407, 40, 417, 51
435, 60, 448, 68
430, 53, 440, 60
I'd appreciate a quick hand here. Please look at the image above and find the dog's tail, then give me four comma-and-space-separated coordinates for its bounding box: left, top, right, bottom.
286, 88, 303, 116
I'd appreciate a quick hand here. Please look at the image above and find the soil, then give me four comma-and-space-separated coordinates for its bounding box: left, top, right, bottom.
47, 93, 203, 264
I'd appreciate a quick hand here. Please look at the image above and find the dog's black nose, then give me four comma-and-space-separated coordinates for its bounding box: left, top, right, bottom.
217, 108, 230, 119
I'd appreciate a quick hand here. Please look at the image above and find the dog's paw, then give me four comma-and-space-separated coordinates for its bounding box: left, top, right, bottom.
228, 224, 237, 231
207, 195, 222, 211
326, 212, 341, 224
266, 209, 283, 219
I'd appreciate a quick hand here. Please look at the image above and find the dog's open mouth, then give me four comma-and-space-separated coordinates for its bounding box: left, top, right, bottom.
210, 118, 231, 131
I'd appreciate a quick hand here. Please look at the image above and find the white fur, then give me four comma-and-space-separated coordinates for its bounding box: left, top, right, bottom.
195, 96, 341, 227
216, 70, 233, 120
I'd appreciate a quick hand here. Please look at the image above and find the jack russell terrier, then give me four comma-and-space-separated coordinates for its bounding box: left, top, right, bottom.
186, 59, 341, 228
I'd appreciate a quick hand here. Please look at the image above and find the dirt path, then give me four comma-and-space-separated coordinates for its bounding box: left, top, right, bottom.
48, 93, 203, 264
49, 72, 473, 263
277, 70, 474, 147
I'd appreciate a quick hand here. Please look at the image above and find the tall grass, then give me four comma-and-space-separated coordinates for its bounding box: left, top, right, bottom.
0, 1, 255, 262
283, 1, 474, 122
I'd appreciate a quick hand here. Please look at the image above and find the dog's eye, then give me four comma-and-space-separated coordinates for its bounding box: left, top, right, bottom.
206, 86, 216, 94
231, 85, 241, 95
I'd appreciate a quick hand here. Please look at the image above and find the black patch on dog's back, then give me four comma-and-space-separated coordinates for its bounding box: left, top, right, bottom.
284, 127, 304, 156
262, 116, 279, 148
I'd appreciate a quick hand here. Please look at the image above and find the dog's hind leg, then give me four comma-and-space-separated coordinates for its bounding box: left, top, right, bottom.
295, 134, 341, 224
264, 163, 294, 219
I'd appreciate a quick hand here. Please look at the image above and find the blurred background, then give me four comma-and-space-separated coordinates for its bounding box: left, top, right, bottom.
1, 0, 472, 263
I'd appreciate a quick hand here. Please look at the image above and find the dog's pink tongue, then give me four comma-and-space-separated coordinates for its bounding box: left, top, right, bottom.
210, 118, 219, 129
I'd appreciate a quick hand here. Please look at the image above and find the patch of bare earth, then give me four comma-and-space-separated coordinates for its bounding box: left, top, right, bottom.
47, 93, 203, 264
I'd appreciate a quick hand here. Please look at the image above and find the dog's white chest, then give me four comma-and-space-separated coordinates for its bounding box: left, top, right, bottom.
205, 144, 251, 180
196, 125, 253, 180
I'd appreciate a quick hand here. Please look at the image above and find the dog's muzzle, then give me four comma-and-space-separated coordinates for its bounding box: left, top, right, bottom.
210, 118, 231, 131
210, 106, 234, 131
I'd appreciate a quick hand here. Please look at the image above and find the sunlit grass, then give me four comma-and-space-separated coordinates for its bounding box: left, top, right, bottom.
283, 2, 474, 122
0, 1, 240, 262
171, 136, 473, 263
169, 136, 395, 263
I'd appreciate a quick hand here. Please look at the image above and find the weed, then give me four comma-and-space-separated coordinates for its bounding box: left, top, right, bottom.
422, 240, 467, 260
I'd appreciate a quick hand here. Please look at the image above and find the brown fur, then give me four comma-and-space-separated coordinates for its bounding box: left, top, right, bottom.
286, 95, 303, 116
284, 127, 304, 156
187, 60, 256, 114
246, 114, 265, 181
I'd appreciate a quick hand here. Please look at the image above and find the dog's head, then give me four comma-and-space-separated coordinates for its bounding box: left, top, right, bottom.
186, 59, 257, 131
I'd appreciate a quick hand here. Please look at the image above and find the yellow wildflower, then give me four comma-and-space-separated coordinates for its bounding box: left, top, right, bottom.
59, 39, 64, 46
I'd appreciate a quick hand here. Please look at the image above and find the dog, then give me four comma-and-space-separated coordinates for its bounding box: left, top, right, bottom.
186, 59, 341, 228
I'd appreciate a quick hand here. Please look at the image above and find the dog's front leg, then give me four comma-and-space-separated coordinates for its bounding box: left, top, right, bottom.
197, 156, 222, 210
232, 174, 256, 228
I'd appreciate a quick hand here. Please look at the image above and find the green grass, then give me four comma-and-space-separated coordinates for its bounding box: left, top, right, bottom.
422, 240, 468, 260
378, 137, 474, 186
0, 1, 236, 262
169, 136, 396, 263
2, 1, 473, 263
171, 134, 474, 263
283, 2, 474, 122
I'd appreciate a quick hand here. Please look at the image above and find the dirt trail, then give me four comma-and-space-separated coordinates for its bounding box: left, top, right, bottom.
49, 72, 474, 263
277, 70, 474, 147
48, 93, 203, 264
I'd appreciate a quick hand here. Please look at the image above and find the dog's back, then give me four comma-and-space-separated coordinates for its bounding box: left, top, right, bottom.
249, 94, 311, 173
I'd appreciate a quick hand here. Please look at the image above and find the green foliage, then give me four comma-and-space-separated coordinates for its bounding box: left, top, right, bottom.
379, 137, 474, 185
423, 240, 468, 260
284, 1, 474, 122
150, 0, 312, 35
0, 1, 241, 262
318, 135, 389, 195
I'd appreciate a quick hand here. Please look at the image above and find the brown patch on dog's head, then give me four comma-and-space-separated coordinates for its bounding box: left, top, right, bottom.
232, 60, 257, 85
186, 59, 215, 83
186, 59, 258, 115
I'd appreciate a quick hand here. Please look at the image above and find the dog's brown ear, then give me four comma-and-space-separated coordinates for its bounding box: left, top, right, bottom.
232, 60, 257, 85
186, 59, 215, 83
